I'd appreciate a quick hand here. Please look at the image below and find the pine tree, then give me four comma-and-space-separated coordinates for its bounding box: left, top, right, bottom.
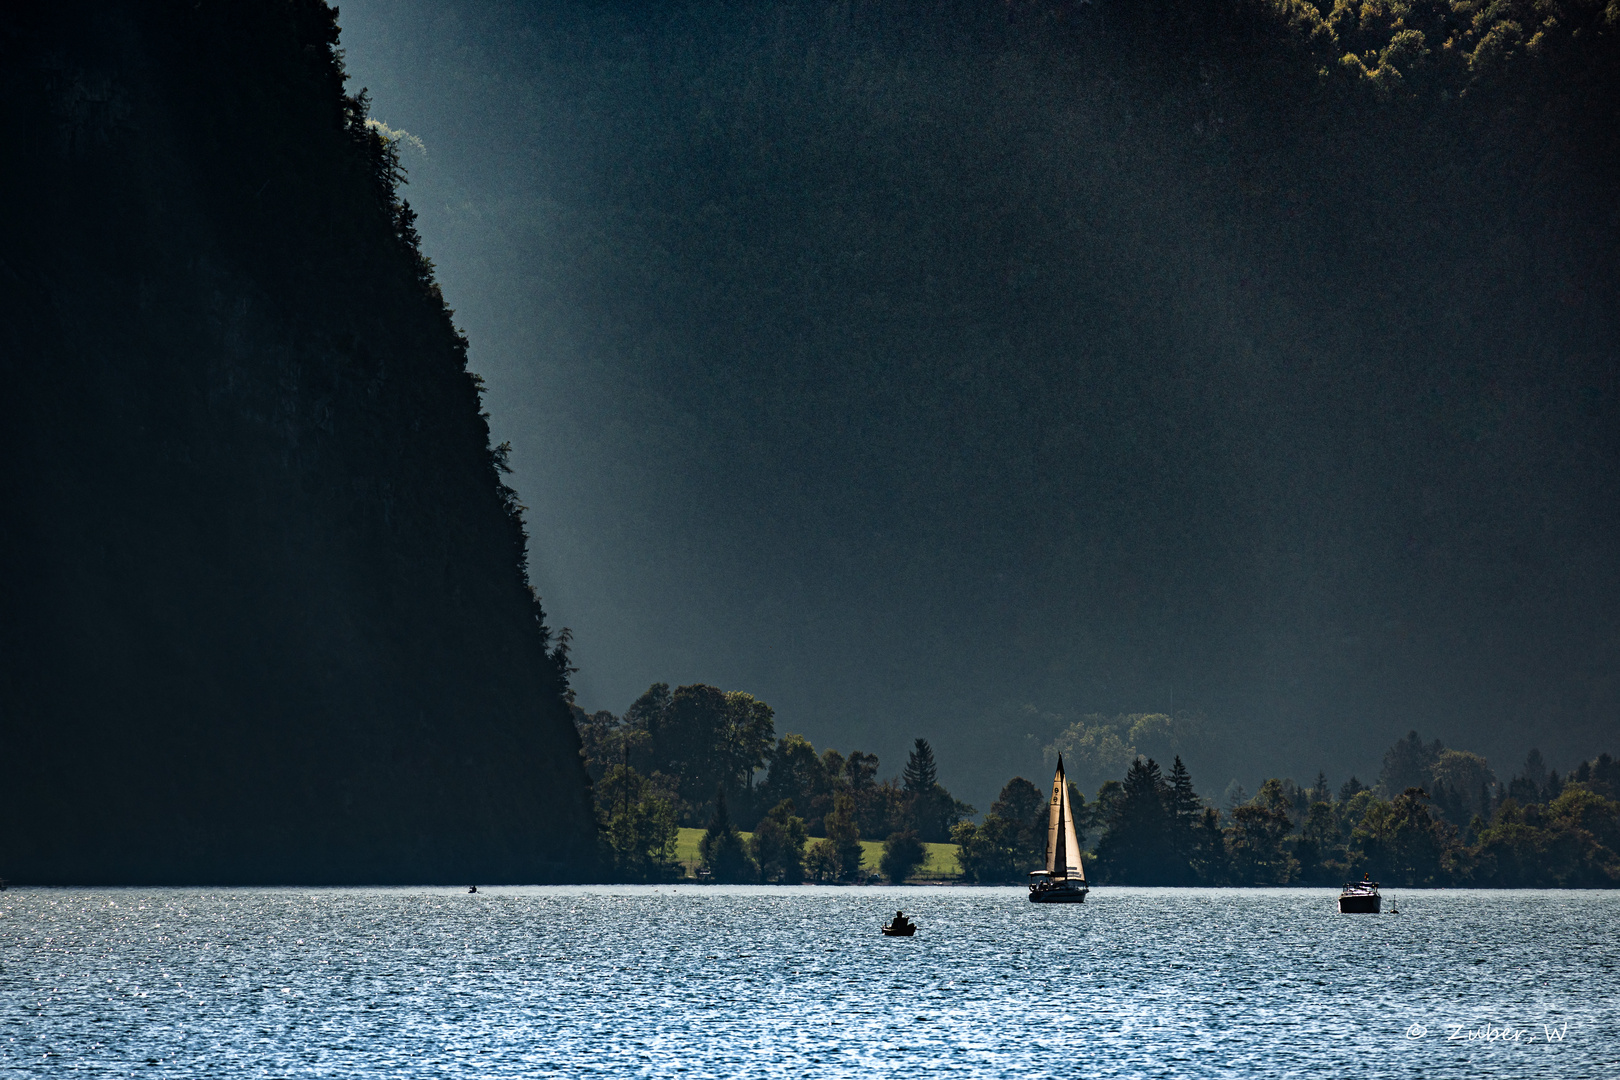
1295, 801, 1342, 884
1164, 756, 1202, 875
1096, 757, 1188, 884
903, 738, 938, 793
1167, 756, 1201, 825
900, 737, 971, 842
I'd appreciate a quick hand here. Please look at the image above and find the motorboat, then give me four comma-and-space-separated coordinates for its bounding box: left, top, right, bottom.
1338, 877, 1381, 913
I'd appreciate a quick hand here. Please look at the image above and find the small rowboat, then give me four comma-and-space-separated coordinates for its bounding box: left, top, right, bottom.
882, 922, 915, 936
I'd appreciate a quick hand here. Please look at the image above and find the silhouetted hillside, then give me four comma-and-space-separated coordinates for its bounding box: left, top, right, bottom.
0, 0, 596, 883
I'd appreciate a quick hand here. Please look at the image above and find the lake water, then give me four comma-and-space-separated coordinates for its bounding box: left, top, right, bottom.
3, 886, 1616, 1078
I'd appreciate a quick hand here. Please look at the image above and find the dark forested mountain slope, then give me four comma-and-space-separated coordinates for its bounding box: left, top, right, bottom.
333, 0, 1619, 797
0, 0, 595, 883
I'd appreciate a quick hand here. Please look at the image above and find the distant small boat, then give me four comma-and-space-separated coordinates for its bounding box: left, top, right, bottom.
1029, 756, 1089, 904
882, 911, 917, 936
468, 886, 478, 894
1338, 877, 1380, 913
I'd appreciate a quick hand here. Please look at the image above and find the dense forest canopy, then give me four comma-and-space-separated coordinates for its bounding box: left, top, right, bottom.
337, 0, 1620, 810
0, 0, 595, 883
956, 734, 1620, 887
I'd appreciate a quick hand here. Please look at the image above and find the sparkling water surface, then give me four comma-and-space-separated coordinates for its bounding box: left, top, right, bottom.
3, 886, 1616, 1078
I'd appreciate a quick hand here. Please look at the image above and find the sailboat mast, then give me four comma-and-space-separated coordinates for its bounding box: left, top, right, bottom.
1047, 756, 1066, 876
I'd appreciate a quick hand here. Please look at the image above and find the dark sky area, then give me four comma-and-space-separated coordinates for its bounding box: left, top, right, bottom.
335, 0, 1619, 809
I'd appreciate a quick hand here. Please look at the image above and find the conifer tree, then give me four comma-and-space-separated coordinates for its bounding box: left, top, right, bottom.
1167, 757, 1200, 825
1096, 757, 1190, 884
1165, 755, 1202, 871
903, 738, 938, 792
898, 737, 972, 842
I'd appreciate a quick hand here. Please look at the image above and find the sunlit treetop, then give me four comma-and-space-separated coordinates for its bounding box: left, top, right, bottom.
1264, 0, 1620, 94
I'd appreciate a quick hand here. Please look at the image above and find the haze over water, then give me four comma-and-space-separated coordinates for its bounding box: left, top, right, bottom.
4, 887, 1615, 1077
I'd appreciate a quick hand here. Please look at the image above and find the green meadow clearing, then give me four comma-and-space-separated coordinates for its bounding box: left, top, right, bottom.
672, 828, 961, 882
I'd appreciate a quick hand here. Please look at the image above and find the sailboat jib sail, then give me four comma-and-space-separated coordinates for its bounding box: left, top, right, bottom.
1060, 779, 1084, 881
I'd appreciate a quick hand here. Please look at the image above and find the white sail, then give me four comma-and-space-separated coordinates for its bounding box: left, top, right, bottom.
1046, 756, 1085, 882
1060, 777, 1084, 880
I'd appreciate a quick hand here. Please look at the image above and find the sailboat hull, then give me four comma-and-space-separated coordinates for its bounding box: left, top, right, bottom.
1028, 882, 1089, 903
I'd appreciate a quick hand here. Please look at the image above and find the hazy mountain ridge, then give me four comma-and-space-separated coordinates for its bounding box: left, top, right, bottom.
0, 0, 595, 883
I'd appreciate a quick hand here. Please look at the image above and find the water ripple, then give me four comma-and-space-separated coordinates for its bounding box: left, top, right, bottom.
1, 886, 1615, 1077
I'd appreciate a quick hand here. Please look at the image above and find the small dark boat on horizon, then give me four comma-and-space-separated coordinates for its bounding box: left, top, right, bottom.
1338, 877, 1381, 913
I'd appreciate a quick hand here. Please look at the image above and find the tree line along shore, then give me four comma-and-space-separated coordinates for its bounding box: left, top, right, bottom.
577, 688, 1620, 887
574, 683, 974, 883
668, 829, 962, 882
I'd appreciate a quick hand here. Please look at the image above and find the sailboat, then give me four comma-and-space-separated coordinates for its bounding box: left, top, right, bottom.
1029, 755, 1089, 903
